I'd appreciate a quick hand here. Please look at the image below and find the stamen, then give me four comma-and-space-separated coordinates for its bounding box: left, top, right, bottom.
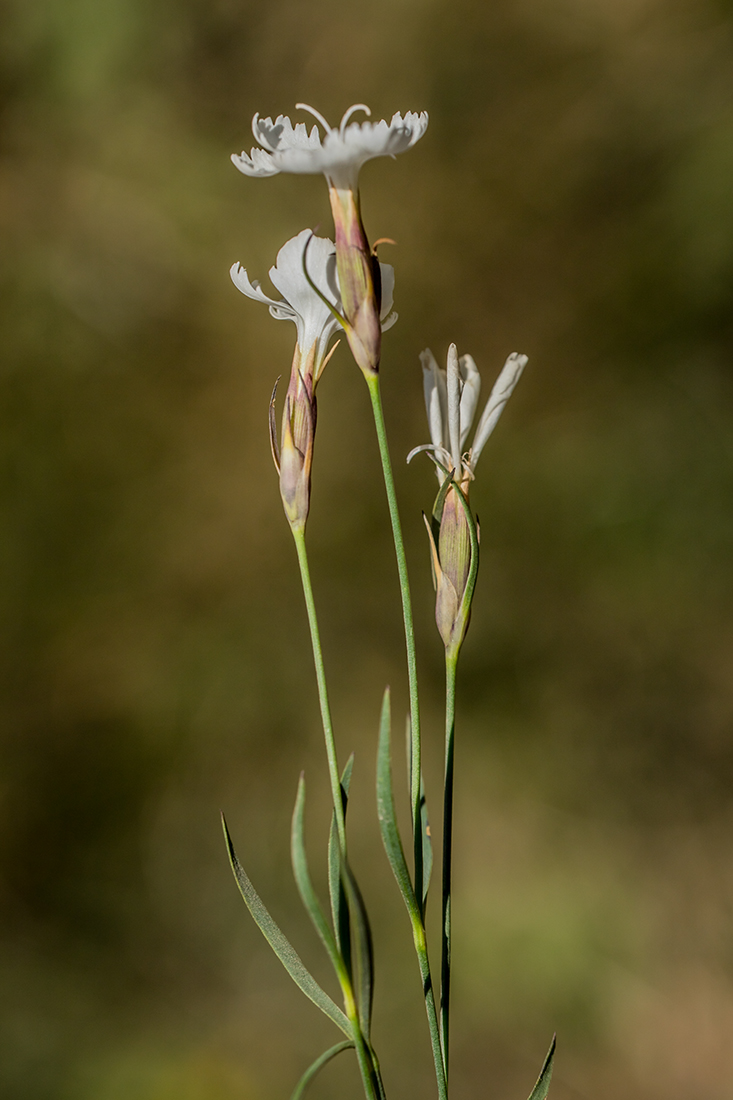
295, 103, 333, 133
406, 443, 437, 465
339, 103, 371, 135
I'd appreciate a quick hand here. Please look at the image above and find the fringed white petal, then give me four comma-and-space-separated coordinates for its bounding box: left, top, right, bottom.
234, 105, 428, 185
230, 263, 283, 308
268, 230, 341, 355
253, 113, 322, 153
230, 148, 280, 177
231, 231, 343, 373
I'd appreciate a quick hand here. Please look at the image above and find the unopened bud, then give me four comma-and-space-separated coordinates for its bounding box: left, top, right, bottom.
425, 481, 478, 658
271, 346, 317, 531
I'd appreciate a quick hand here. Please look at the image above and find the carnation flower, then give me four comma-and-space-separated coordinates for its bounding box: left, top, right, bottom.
231, 105, 426, 377
230, 229, 396, 529
232, 103, 428, 191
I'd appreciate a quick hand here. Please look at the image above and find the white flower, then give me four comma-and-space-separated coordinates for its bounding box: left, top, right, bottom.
232, 103, 429, 190
408, 344, 527, 484
231, 229, 397, 374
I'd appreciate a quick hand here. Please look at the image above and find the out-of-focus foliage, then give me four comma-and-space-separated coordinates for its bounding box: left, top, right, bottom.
1, 0, 733, 1098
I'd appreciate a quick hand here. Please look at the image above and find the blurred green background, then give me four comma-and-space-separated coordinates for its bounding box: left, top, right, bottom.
2, 0, 733, 1097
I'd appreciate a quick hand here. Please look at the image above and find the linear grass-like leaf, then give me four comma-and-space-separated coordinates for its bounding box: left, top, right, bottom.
376, 689, 419, 919
289, 1041, 354, 1100
328, 757, 354, 976
340, 855, 375, 1039
527, 1035, 556, 1100
221, 815, 351, 1038
291, 775, 344, 980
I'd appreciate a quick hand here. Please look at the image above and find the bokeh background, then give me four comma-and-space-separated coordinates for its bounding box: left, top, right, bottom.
2, 0, 733, 1097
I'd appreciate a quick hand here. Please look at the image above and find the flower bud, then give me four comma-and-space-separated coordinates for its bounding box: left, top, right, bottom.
328, 186, 382, 377
272, 346, 317, 531
425, 480, 478, 659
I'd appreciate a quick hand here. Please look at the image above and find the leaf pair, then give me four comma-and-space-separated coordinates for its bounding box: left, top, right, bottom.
291, 770, 375, 1043
224, 759, 380, 1100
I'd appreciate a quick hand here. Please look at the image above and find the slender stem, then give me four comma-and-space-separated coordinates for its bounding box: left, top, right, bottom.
412, 917, 449, 1100
366, 374, 423, 900
292, 527, 380, 1100
291, 526, 346, 850
342, 988, 381, 1100
440, 652, 458, 1080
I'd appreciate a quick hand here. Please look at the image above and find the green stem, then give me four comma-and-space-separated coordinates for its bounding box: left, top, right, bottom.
440, 652, 458, 1080
342, 990, 381, 1100
291, 527, 346, 852
292, 527, 381, 1100
366, 374, 423, 901
413, 917, 449, 1100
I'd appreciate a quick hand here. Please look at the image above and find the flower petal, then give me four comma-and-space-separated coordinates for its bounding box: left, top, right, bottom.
420, 348, 448, 456
236, 105, 428, 187
230, 148, 280, 177
230, 262, 283, 309
471, 353, 528, 465
378, 262, 395, 322
458, 354, 481, 447
446, 343, 462, 471
268, 230, 342, 357
254, 113, 323, 153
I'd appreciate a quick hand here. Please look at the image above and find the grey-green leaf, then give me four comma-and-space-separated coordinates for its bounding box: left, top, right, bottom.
291, 775, 345, 982
376, 688, 419, 919
289, 1041, 354, 1100
221, 814, 351, 1038
527, 1035, 556, 1100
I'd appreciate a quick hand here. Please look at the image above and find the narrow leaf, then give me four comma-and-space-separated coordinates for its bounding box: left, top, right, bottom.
221, 815, 351, 1038
527, 1035, 556, 1100
376, 688, 419, 919
328, 757, 354, 977
289, 1041, 354, 1100
291, 775, 344, 980
340, 857, 375, 1039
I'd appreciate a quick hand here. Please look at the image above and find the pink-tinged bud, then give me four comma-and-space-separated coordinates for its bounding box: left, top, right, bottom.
328, 186, 382, 377
271, 345, 317, 531
425, 480, 478, 658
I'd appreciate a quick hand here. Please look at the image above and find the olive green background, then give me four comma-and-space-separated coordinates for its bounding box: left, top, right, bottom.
2, 0, 733, 1097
